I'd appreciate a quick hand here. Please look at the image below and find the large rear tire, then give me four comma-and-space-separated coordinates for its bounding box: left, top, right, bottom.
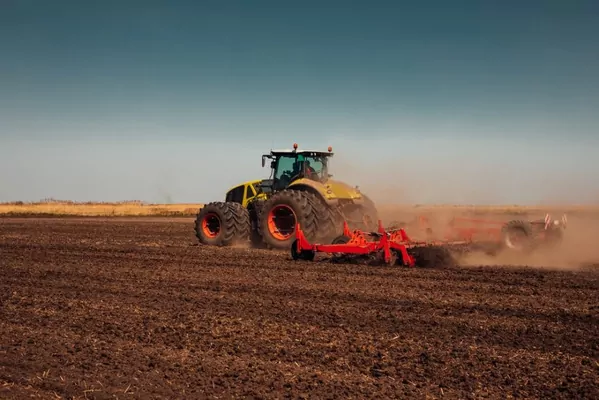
358, 194, 379, 230
258, 189, 337, 250
194, 202, 251, 246
341, 194, 379, 231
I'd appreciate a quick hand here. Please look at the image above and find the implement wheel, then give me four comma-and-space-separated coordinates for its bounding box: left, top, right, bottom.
290, 239, 316, 261
501, 220, 535, 253
194, 202, 251, 246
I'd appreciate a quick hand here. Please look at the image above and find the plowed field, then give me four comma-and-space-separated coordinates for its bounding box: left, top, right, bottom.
1, 218, 598, 399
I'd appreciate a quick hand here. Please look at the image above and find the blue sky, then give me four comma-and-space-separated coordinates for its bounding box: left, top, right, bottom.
1, 0, 598, 204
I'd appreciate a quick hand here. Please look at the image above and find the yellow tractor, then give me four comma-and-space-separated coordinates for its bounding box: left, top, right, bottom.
194, 143, 378, 250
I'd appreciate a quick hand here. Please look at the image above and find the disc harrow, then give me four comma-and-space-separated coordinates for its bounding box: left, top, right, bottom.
291, 220, 468, 267
291, 212, 568, 267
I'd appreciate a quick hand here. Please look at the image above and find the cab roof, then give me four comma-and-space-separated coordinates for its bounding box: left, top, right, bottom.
268, 149, 334, 156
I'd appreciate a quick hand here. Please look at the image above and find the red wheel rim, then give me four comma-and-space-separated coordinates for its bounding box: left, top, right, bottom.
202, 212, 221, 238
267, 205, 296, 240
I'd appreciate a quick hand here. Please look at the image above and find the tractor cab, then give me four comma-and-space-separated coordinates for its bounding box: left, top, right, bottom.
261, 143, 333, 191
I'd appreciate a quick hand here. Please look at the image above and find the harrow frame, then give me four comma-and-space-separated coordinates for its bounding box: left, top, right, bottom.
291, 220, 469, 266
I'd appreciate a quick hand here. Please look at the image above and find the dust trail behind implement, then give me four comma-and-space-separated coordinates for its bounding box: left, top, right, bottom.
454, 214, 599, 270
373, 205, 599, 271
0, 218, 597, 399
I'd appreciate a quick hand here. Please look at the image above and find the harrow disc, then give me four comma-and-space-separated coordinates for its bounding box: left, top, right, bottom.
409, 245, 458, 268
329, 250, 398, 266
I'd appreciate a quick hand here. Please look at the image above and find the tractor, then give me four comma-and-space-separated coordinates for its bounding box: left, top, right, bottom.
194, 143, 378, 250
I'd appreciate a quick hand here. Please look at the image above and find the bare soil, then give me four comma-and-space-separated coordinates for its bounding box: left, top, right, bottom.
1, 218, 598, 399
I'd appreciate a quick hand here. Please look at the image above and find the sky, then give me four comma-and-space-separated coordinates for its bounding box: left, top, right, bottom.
1, 0, 598, 205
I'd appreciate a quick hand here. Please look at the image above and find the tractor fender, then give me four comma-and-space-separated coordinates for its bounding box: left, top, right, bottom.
288, 179, 365, 206
287, 180, 338, 206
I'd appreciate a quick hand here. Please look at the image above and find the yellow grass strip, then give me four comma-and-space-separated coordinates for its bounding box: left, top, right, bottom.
0, 202, 203, 217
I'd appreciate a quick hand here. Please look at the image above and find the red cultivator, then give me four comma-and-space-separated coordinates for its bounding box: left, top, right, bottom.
291, 213, 567, 267
291, 220, 466, 267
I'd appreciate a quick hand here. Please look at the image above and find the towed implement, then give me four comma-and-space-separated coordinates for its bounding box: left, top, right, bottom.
291, 214, 568, 267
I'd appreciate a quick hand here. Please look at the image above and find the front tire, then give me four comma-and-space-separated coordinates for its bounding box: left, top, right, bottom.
194, 202, 251, 246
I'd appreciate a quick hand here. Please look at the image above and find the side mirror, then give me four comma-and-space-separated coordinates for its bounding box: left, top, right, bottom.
261, 157, 265, 167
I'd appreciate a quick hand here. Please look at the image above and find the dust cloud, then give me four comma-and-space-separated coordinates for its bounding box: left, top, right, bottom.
325, 140, 599, 270
454, 215, 599, 271
329, 148, 511, 206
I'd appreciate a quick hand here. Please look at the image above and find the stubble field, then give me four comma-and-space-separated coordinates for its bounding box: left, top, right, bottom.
1, 215, 598, 399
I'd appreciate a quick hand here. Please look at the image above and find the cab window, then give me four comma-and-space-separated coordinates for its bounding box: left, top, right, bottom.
275, 155, 296, 180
